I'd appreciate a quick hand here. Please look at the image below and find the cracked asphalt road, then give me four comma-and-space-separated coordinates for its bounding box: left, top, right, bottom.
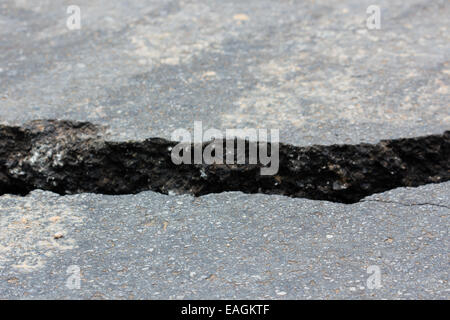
0, 0, 449, 299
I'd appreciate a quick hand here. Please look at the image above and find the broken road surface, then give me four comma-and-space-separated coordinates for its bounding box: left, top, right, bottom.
0, 0, 449, 299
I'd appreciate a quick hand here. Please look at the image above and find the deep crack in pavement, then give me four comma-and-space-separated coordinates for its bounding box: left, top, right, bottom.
1, 120, 449, 203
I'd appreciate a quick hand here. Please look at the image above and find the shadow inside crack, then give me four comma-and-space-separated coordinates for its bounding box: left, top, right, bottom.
1, 120, 449, 204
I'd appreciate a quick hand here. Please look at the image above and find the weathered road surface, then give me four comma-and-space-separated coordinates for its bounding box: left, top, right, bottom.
0, 0, 449, 299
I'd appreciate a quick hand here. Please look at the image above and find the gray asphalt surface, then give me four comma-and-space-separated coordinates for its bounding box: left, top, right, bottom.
0, 183, 449, 299
1, 0, 449, 144
0, 0, 449, 299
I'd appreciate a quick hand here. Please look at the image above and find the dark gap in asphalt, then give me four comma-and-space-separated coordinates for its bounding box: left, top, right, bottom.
0, 120, 449, 204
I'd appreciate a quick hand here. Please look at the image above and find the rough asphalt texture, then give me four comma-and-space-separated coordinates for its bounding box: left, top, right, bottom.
0, 184, 449, 299
0, 0, 449, 299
